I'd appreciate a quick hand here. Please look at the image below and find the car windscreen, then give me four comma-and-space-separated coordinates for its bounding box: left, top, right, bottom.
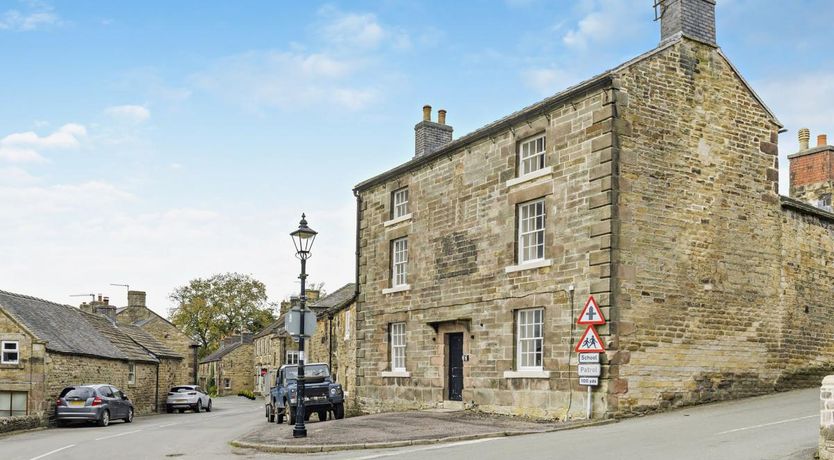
284, 364, 329, 381
60, 387, 94, 399
170, 386, 196, 393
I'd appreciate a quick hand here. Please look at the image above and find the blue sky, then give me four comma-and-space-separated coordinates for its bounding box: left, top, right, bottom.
1, 0, 832, 315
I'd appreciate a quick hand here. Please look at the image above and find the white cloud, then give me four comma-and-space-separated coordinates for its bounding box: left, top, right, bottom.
192, 50, 379, 111
521, 67, 580, 96
0, 123, 87, 163
0, 1, 60, 31
321, 12, 386, 49
105, 105, 151, 124
563, 0, 645, 49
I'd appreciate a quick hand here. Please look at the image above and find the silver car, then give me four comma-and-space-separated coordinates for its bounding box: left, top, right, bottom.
165, 385, 212, 413
55, 384, 134, 427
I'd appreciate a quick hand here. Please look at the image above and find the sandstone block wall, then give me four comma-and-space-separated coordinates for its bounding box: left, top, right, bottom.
0, 310, 46, 417
357, 84, 615, 419
117, 307, 197, 385
214, 344, 254, 396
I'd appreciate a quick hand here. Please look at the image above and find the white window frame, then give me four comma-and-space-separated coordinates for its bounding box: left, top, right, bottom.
286, 350, 299, 365
517, 199, 546, 264
224, 378, 231, 389
390, 322, 406, 372
392, 187, 409, 219
391, 237, 408, 287
344, 310, 351, 340
1, 341, 19, 365
516, 308, 544, 371
0, 391, 27, 417
518, 134, 546, 176
127, 362, 136, 385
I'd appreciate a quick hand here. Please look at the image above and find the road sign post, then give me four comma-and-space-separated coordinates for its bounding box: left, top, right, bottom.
576, 295, 606, 420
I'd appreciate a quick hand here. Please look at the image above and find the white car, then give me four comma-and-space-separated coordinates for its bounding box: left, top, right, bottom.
165, 385, 212, 413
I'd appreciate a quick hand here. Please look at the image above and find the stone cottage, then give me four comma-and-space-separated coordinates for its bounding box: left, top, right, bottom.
115, 290, 200, 386
199, 333, 254, 396
307, 283, 357, 404
0, 290, 184, 431
352, 0, 834, 419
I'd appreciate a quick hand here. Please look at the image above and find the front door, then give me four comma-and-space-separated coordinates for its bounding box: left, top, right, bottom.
447, 333, 464, 401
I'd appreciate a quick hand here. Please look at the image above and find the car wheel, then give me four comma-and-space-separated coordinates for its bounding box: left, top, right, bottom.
124, 408, 134, 423
56, 419, 67, 428
317, 410, 327, 422
267, 405, 275, 423
276, 409, 284, 424
166, 404, 173, 414
334, 402, 345, 420
206, 399, 212, 412
195, 400, 202, 413
97, 410, 110, 427
288, 405, 296, 425
178, 408, 185, 414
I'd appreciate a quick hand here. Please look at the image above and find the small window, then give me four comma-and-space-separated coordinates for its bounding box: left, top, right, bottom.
518, 134, 546, 176
128, 362, 136, 385
1, 341, 19, 364
224, 378, 231, 389
390, 322, 406, 371
516, 308, 544, 371
286, 350, 299, 365
517, 199, 546, 264
0, 391, 27, 417
391, 237, 409, 287
344, 310, 351, 340
392, 187, 409, 219
819, 193, 832, 211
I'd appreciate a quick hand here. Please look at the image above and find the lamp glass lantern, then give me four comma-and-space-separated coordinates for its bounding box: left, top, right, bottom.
290, 213, 317, 260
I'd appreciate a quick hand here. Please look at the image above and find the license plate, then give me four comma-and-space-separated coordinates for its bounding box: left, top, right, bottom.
69, 401, 84, 407
175, 399, 186, 403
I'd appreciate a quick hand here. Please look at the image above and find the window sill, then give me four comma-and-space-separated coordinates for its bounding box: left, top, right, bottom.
382, 284, 411, 295
381, 370, 411, 378
0, 363, 22, 369
505, 167, 553, 188
503, 370, 551, 379
504, 259, 552, 274
383, 213, 412, 227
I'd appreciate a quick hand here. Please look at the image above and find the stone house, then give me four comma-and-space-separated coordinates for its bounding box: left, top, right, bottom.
199, 333, 254, 396
0, 290, 184, 432
306, 284, 357, 404
115, 290, 199, 386
353, 0, 834, 419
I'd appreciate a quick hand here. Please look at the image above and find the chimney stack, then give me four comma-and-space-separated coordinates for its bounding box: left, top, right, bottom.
414, 105, 453, 158
128, 290, 146, 307
818, 134, 828, 147
659, 0, 717, 47
799, 128, 810, 151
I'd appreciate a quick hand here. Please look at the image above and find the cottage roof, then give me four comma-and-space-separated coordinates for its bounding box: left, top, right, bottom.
311, 283, 356, 317
199, 334, 253, 364
354, 37, 782, 192
0, 290, 127, 360
253, 318, 284, 339
79, 311, 159, 363
119, 324, 183, 359
115, 305, 199, 348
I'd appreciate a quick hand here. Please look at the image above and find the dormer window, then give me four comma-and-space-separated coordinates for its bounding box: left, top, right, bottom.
392, 187, 409, 219
518, 134, 546, 176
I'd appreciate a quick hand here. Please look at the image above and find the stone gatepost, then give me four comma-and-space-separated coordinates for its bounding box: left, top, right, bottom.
821, 375, 834, 460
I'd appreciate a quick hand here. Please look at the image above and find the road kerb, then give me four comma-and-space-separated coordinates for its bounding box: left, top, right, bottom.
230, 418, 617, 454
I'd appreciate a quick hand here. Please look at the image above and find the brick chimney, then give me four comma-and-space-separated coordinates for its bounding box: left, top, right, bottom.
127, 290, 146, 308
414, 105, 453, 158
788, 128, 834, 211
659, 0, 717, 47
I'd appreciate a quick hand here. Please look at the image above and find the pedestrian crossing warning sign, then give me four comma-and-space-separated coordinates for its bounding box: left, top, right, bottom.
575, 325, 605, 353
577, 295, 605, 325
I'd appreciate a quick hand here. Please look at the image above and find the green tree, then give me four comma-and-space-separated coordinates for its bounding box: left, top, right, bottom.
168, 272, 275, 356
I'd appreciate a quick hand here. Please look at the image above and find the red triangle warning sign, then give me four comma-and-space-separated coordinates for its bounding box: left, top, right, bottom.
577, 295, 605, 325
575, 325, 605, 353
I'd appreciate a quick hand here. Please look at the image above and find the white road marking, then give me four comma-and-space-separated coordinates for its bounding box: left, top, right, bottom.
95, 429, 143, 441
347, 438, 499, 460
715, 415, 817, 435
28, 444, 75, 460
157, 422, 179, 428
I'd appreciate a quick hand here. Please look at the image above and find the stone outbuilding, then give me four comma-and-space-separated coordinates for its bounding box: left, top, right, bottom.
0, 290, 184, 432
352, 0, 834, 419
199, 333, 254, 396
307, 283, 357, 405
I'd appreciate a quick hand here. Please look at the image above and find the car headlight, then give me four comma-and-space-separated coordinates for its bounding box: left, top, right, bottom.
329, 387, 342, 396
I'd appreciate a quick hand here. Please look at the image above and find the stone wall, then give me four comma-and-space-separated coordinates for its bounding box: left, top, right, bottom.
356, 82, 614, 419
821, 375, 834, 460
0, 415, 44, 433
117, 306, 197, 385
214, 344, 254, 396
0, 309, 47, 417
306, 304, 357, 410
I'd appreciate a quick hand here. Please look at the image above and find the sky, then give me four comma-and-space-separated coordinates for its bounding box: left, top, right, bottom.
1, 0, 832, 317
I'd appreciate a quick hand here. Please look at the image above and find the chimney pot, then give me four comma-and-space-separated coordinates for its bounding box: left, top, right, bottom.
818, 134, 828, 147
799, 128, 810, 151
103, 296, 109, 305
438, 109, 447, 125
414, 104, 453, 158
422, 105, 431, 122
97, 294, 102, 302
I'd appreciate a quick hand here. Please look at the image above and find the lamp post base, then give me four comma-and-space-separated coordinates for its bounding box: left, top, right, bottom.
293, 428, 307, 438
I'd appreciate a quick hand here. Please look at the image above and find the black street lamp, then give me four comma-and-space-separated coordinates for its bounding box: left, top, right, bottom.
290, 213, 317, 438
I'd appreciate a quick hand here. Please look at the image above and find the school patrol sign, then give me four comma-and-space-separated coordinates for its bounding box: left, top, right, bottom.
575, 325, 605, 353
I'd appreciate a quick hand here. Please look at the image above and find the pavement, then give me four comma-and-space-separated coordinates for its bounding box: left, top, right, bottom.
232, 408, 611, 453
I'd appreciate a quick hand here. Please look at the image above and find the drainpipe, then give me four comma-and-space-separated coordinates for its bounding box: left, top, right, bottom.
353, 190, 361, 301
328, 315, 333, 371
155, 362, 160, 413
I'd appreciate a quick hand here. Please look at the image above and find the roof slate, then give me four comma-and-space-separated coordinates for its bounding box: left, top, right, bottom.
0, 290, 125, 360
79, 311, 159, 363
119, 324, 183, 359
199, 336, 253, 364
311, 283, 356, 317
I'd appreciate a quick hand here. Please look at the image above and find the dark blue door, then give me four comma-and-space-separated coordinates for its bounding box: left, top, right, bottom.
447, 333, 463, 401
